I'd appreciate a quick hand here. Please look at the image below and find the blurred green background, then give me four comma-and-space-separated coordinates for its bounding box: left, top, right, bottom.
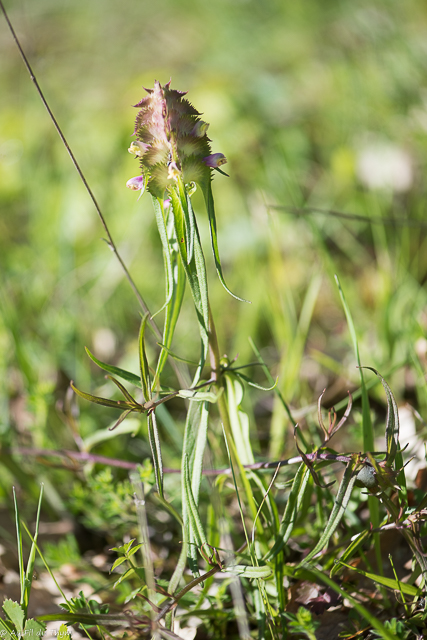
1, 0, 427, 508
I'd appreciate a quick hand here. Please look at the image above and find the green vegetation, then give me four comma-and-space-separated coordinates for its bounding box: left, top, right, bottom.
1, 1, 427, 638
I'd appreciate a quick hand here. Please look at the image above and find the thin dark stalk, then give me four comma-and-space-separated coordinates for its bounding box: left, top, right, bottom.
271, 204, 427, 229
0, 1, 161, 339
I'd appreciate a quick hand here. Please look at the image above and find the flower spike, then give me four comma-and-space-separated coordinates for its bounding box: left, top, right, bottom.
130, 80, 220, 198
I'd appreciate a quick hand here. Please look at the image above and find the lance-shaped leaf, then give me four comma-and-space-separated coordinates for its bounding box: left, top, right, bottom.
298, 457, 359, 567
265, 463, 311, 560
336, 560, 421, 597
70, 381, 137, 411
105, 375, 138, 406
202, 181, 250, 303
85, 347, 141, 387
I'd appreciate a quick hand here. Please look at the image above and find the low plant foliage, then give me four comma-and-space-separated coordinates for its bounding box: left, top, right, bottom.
1, 5, 427, 640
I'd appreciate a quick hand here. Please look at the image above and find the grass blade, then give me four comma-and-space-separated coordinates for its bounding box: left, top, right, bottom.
23, 484, 44, 617
12, 488, 25, 606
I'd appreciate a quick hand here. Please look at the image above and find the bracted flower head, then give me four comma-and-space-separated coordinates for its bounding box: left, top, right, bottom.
130, 80, 226, 198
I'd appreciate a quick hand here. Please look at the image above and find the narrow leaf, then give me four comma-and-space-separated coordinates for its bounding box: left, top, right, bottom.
105, 375, 138, 405
85, 347, 141, 386
138, 315, 152, 402
337, 560, 421, 596
70, 382, 130, 410
202, 181, 249, 303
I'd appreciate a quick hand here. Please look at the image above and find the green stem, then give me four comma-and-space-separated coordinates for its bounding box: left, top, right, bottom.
208, 306, 264, 540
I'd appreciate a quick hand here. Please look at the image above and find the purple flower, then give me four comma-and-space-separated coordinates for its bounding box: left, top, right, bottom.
126, 175, 145, 191
202, 153, 227, 169
131, 81, 221, 197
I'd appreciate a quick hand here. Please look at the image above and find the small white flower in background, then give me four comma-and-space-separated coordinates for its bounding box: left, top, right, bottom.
92, 327, 116, 360
356, 138, 413, 192
173, 620, 198, 640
